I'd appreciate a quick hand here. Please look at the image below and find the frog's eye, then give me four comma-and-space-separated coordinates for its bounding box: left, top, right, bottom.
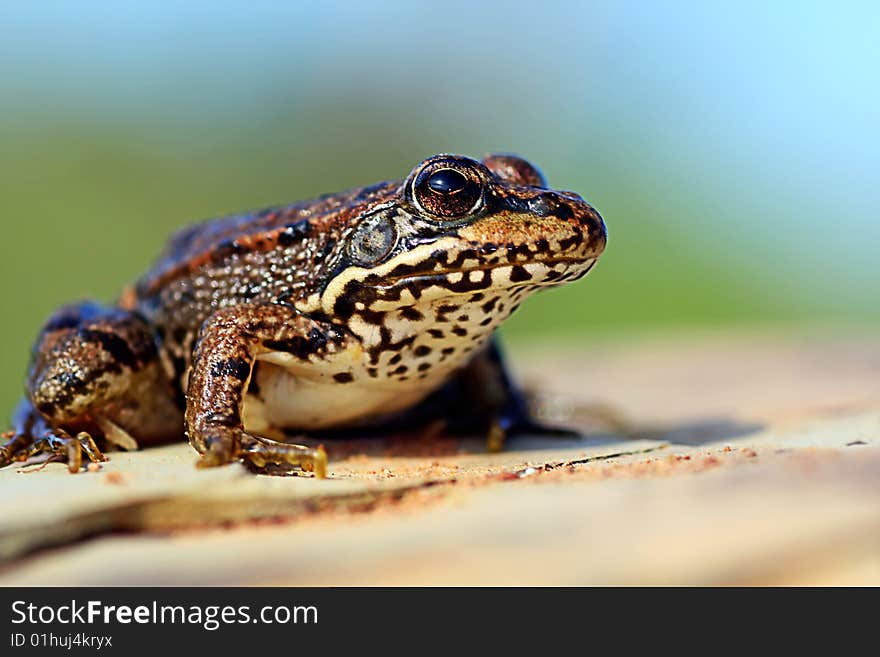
348, 213, 398, 266
426, 169, 468, 194
412, 161, 484, 219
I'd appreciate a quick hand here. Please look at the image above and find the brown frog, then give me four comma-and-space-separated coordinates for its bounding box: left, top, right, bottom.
1, 154, 607, 476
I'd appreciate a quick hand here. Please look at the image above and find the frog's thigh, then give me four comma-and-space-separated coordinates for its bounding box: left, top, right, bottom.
3, 301, 178, 472
28, 302, 162, 422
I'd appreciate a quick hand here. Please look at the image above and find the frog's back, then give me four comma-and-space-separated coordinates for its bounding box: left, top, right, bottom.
128, 181, 400, 374
136, 181, 400, 304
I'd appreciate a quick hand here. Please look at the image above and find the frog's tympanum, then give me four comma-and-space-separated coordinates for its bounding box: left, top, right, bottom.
2, 154, 606, 476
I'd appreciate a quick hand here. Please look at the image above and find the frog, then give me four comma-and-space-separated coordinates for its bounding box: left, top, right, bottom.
1, 153, 607, 477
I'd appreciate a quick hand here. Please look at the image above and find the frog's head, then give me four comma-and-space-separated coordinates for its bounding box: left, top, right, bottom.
320, 153, 606, 321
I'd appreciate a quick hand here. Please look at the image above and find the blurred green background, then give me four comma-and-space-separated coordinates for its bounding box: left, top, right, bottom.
1, 2, 878, 418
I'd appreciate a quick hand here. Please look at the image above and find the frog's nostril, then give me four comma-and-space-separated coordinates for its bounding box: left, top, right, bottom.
527, 193, 560, 217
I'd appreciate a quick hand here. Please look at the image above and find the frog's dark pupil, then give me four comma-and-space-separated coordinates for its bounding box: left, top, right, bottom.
427, 169, 467, 194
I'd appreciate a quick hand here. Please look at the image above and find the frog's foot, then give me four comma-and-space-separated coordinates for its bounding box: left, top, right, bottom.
196, 429, 327, 478
242, 435, 328, 478
0, 428, 107, 473
0, 431, 32, 468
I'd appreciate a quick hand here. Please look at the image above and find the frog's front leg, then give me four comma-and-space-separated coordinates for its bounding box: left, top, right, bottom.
459, 337, 579, 452
185, 305, 331, 478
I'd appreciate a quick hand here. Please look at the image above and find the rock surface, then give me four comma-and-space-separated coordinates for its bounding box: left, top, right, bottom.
1, 332, 878, 585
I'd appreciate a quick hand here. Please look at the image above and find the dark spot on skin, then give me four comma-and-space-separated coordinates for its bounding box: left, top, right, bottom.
389, 354, 402, 365
481, 297, 498, 314
418, 363, 431, 372
428, 329, 444, 339
480, 317, 493, 327
215, 239, 244, 258
558, 231, 584, 252
510, 266, 532, 283
457, 314, 469, 322
418, 373, 428, 380
210, 357, 251, 381
315, 239, 336, 262
264, 336, 316, 359
379, 326, 392, 349
368, 367, 378, 378
451, 326, 468, 337
555, 203, 574, 220
333, 372, 354, 383
275, 290, 296, 305
79, 328, 140, 369
506, 243, 533, 260
278, 220, 311, 246
448, 249, 479, 269
308, 328, 327, 350
535, 238, 550, 252
242, 284, 262, 299
399, 376, 409, 382
400, 306, 424, 321
469, 293, 485, 302
391, 365, 408, 375
442, 347, 455, 356
56, 371, 85, 388
414, 345, 432, 357
203, 411, 238, 426
262, 326, 339, 360
435, 304, 458, 323
36, 401, 57, 416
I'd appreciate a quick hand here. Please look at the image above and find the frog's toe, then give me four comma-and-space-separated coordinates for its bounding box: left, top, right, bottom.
486, 420, 506, 453
68, 431, 108, 472
0, 427, 107, 473
37, 429, 107, 473
0, 432, 33, 468
240, 434, 327, 478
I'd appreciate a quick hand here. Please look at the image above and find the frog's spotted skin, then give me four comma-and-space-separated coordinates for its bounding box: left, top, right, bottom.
2, 153, 606, 475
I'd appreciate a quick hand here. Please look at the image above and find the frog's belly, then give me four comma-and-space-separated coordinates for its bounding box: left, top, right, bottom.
243, 360, 439, 433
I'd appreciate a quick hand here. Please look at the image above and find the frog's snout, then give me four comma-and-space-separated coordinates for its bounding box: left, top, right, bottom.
530, 189, 604, 236
493, 188, 607, 260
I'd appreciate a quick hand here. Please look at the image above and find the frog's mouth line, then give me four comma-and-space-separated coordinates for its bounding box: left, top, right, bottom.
366, 257, 593, 289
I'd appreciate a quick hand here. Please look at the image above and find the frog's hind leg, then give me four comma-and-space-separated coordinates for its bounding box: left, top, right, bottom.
2, 301, 182, 473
